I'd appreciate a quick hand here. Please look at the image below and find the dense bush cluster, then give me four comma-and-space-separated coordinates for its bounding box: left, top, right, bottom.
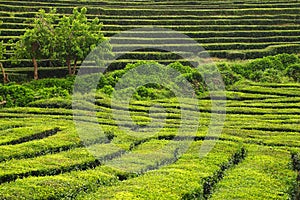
0, 77, 73, 107
230, 53, 300, 83
0, 53, 299, 107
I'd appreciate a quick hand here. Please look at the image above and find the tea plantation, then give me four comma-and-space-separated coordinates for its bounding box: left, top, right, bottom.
0, 0, 300, 199
0, 80, 300, 199
1, 0, 300, 77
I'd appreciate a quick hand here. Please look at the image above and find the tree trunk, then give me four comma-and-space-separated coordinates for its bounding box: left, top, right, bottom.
72, 58, 77, 75
31, 42, 39, 80
0, 63, 9, 84
67, 58, 72, 75
32, 57, 38, 80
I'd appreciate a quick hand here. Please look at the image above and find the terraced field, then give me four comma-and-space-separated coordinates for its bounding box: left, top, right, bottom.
0, 82, 299, 199
1, 0, 300, 199
1, 0, 300, 76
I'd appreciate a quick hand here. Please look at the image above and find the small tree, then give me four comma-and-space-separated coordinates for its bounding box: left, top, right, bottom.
55, 7, 106, 75
11, 9, 57, 80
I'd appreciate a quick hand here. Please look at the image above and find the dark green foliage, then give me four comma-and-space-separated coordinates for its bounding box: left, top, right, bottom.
286, 64, 300, 82
99, 85, 115, 96
231, 53, 300, 82
275, 53, 299, 68
0, 77, 73, 107
10, 8, 57, 80
134, 85, 175, 100
55, 7, 108, 75
0, 84, 35, 107
25, 77, 74, 93
217, 63, 242, 87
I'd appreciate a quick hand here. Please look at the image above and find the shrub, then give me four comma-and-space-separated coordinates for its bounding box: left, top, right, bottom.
249, 70, 264, 82
99, 85, 114, 96
231, 63, 248, 77
234, 54, 299, 82
260, 68, 283, 83
0, 84, 35, 107
275, 53, 299, 68
247, 57, 274, 72
36, 86, 70, 99
25, 77, 74, 93
286, 64, 300, 82
168, 62, 193, 74
28, 98, 72, 108
221, 70, 242, 86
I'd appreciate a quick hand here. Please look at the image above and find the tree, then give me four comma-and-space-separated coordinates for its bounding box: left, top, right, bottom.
11, 9, 57, 80
54, 7, 106, 75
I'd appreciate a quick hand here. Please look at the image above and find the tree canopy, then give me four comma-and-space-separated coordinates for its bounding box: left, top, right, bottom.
11, 7, 108, 79
11, 9, 57, 80
55, 7, 105, 75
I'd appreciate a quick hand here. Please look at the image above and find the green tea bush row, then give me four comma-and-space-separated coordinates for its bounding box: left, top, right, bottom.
86, 7, 300, 16
101, 25, 300, 32
104, 36, 300, 45
0, 128, 82, 162
2, 4, 300, 15
231, 85, 300, 97
81, 141, 240, 199
0, 143, 124, 184
2, 0, 300, 8
83, 18, 300, 26
102, 30, 300, 38
0, 127, 60, 145
0, 166, 119, 200
210, 145, 297, 200
28, 97, 72, 109
6, 23, 300, 32
184, 147, 246, 199
3, 14, 300, 25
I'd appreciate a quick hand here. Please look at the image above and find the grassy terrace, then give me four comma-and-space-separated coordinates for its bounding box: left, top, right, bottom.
0, 83, 299, 199
1, 0, 300, 76
1, 1, 300, 199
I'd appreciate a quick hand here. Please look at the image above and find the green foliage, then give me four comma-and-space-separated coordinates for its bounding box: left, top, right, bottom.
10, 8, 57, 79
25, 77, 74, 93
9, 7, 109, 78
0, 84, 35, 107
134, 85, 175, 100
275, 53, 299, 68
210, 146, 297, 200
0, 78, 73, 107
0, 81, 300, 199
28, 98, 72, 109
231, 53, 300, 82
0, 41, 5, 60
54, 7, 107, 75
286, 64, 300, 82
36, 86, 70, 99
99, 85, 114, 96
